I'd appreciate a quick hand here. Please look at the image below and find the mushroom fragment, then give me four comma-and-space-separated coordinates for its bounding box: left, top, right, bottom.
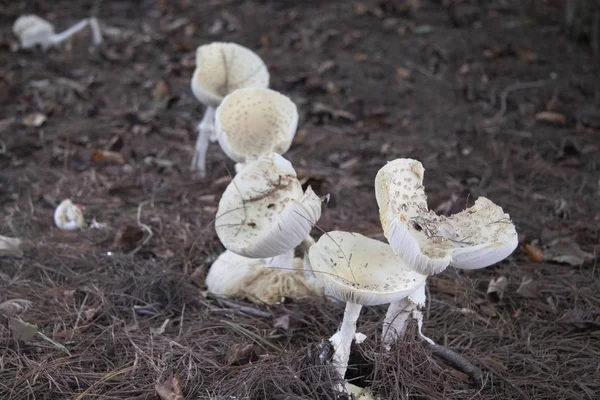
54, 199, 86, 231
0, 236, 24, 257
215, 152, 322, 259
205, 250, 322, 304
12, 15, 102, 50
190, 42, 269, 177
215, 87, 298, 163
375, 158, 518, 276
306, 231, 427, 379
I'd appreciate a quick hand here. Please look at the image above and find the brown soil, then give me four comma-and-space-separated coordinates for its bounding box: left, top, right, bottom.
1, 1, 599, 399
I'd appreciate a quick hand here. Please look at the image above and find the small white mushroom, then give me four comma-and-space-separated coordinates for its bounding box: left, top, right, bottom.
12, 15, 102, 50
54, 199, 86, 231
306, 231, 427, 379
215, 152, 322, 259
375, 158, 518, 276
190, 42, 269, 177
205, 250, 322, 304
215, 87, 298, 163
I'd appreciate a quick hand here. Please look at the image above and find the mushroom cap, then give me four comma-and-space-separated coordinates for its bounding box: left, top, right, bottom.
13, 15, 55, 49
307, 231, 427, 306
215, 87, 298, 163
375, 158, 518, 275
205, 250, 322, 304
54, 199, 85, 231
215, 152, 322, 258
191, 42, 269, 108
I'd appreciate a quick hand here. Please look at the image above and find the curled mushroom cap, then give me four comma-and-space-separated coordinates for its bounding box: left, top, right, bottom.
307, 231, 428, 306
13, 15, 55, 49
375, 158, 518, 275
54, 199, 85, 231
215, 152, 322, 258
215, 87, 298, 163
191, 42, 269, 108
205, 250, 322, 304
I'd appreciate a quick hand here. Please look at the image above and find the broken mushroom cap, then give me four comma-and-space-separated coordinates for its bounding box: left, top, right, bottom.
191, 42, 269, 108
54, 199, 85, 231
205, 250, 322, 304
375, 158, 519, 275
307, 231, 428, 306
215, 152, 322, 258
13, 15, 55, 49
215, 87, 298, 163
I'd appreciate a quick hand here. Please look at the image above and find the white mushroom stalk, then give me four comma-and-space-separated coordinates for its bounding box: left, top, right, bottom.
205, 250, 322, 305
54, 199, 86, 231
307, 231, 427, 379
215, 87, 298, 163
190, 42, 269, 177
375, 158, 518, 276
215, 152, 322, 259
12, 15, 102, 50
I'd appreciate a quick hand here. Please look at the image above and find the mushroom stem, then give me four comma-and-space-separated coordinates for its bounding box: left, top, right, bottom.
265, 250, 294, 271
300, 236, 316, 253
49, 19, 91, 47
329, 302, 362, 379
381, 298, 413, 349
88, 17, 103, 45
190, 106, 215, 177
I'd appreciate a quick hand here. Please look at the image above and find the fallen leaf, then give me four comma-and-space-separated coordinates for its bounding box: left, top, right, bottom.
536, 111, 566, 125
558, 309, 599, 330
544, 239, 594, 266
486, 276, 508, 303
155, 373, 183, 400
430, 277, 458, 296
396, 66, 412, 81
226, 343, 264, 365
522, 243, 544, 263
0, 299, 33, 316
92, 150, 125, 165
273, 307, 305, 331
113, 225, 145, 251
22, 113, 47, 127
516, 277, 540, 298
0, 235, 23, 256
9, 318, 38, 341
152, 80, 170, 103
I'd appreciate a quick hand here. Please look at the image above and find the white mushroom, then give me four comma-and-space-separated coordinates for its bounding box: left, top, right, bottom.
12, 15, 102, 50
54, 199, 86, 231
215, 87, 298, 164
306, 231, 427, 379
205, 250, 322, 304
375, 158, 518, 276
215, 152, 322, 261
190, 42, 269, 177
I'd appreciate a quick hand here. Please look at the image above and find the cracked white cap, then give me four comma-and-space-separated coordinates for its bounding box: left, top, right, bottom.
206, 250, 321, 304
13, 15, 55, 49
54, 199, 85, 231
215, 153, 322, 258
215, 87, 298, 163
375, 158, 518, 275
191, 42, 269, 108
307, 231, 427, 306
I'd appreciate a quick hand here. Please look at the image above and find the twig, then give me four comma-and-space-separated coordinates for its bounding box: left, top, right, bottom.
494, 81, 545, 120
129, 201, 153, 255
428, 343, 482, 385
217, 299, 271, 319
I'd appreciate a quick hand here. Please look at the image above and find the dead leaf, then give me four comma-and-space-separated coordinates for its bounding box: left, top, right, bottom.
516, 277, 539, 298
558, 309, 599, 330
92, 150, 125, 165
9, 318, 38, 341
152, 80, 170, 102
544, 239, 594, 266
0, 299, 33, 316
522, 243, 544, 263
273, 307, 305, 331
22, 113, 47, 127
113, 225, 145, 251
226, 343, 265, 365
0, 235, 23, 256
396, 66, 412, 81
536, 111, 566, 125
430, 277, 458, 296
486, 276, 508, 303
155, 374, 183, 400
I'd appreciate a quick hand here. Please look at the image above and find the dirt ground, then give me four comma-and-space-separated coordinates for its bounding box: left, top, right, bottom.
1, 0, 600, 399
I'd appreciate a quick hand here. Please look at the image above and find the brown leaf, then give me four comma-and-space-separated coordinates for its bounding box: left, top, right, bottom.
0, 299, 33, 317
226, 343, 265, 365
22, 113, 47, 127
155, 374, 183, 400
535, 111, 566, 125
91, 150, 125, 165
430, 277, 458, 296
522, 243, 544, 263
9, 318, 38, 341
113, 225, 145, 251
544, 239, 594, 266
516, 277, 539, 298
486, 276, 508, 303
